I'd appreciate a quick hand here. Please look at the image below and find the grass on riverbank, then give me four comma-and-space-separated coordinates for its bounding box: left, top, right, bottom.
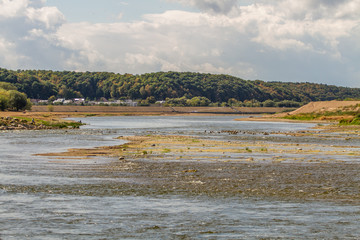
338, 114, 360, 126
281, 102, 360, 125
14, 116, 84, 129
283, 111, 360, 125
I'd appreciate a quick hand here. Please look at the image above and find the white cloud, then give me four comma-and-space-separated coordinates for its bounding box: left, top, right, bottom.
237, 1, 360, 55
0, 37, 24, 68
55, 10, 252, 75
0, 0, 359, 87
173, 0, 238, 14
0, 0, 28, 18
26, 6, 65, 29
0, 0, 70, 70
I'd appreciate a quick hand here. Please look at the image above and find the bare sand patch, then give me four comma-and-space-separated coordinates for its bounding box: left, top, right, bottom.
291, 100, 360, 115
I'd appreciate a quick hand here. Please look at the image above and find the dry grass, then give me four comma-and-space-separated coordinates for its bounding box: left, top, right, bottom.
290, 101, 360, 115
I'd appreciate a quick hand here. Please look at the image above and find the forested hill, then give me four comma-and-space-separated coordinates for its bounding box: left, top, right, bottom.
1, 68, 360, 103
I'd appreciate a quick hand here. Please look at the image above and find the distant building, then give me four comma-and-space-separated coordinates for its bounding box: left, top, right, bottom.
63, 99, 73, 104
122, 99, 137, 107
30, 99, 49, 105
53, 98, 65, 104
30, 99, 41, 104
74, 98, 85, 104
38, 100, 48, 104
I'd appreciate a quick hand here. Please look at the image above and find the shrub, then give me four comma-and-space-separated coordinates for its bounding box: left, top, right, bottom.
47, 105, 54, 112
8, 90, 28, 111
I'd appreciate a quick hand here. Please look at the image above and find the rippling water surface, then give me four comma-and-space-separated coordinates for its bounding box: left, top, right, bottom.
1, 115, 359, 239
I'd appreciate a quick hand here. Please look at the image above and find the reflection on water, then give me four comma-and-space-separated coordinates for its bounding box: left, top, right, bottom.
1, 115, 359, 239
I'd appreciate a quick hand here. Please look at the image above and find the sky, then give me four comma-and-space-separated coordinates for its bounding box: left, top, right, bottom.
0, 0, 360, 87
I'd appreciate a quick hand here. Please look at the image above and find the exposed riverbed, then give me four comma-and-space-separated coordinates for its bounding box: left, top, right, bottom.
1, 115, 360, 239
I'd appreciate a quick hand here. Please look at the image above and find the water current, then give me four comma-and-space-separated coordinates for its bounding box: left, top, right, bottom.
1, 115, 359, 239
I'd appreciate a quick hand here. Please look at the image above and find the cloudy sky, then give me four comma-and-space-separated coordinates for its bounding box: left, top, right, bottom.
0, 0, 360, 87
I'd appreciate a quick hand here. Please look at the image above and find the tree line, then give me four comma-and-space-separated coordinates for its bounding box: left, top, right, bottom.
1, 68, 360, 108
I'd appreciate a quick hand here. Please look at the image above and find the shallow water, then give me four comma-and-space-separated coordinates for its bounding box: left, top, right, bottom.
2, 193, 360, 239
1, 115, 360, 239
76, 115, 315, 133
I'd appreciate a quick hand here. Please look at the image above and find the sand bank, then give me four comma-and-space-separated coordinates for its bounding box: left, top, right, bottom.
36, 132, 360, 203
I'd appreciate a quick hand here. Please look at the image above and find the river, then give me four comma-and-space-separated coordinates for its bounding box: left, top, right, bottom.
1, 115, 359, 239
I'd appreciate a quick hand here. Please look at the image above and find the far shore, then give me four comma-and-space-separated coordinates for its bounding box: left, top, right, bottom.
1, 102, 357, 131
30, 105, 292, 115
0, 105, 293, 123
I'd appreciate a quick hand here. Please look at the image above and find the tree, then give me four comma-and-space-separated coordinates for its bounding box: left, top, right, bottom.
187, 96, 211, 106
228, 98, 240, 106
263, 99, 275, 107
0, 92, 9, 111
139, 86, 146, 98
146, 96, 156, 104
0, 82, 17, 91
1, 68, 360, 104
48, 95, 56, 103
8, 90, 29, 111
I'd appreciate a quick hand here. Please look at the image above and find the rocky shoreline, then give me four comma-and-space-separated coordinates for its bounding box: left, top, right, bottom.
0, 117, 50, 130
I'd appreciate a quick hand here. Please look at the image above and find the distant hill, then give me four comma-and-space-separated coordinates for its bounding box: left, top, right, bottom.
1, 68, 360, 104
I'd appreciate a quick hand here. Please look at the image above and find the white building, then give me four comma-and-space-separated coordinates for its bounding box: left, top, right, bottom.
53, 98, 65, 104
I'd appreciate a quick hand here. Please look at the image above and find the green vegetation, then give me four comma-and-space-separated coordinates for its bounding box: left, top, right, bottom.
1, 68, 360, 107
14, 116, 83, 129
284, 110, 360, 120
44, 121, 83, 129
0, 83, 32, 111
47, 105, 54, 112
339, 114, 360, 125
245, 147, 252, 153
163, 148, 171, 153
165, 96, 211, 107
284, 110, 360, 125
283, 113, 321, 121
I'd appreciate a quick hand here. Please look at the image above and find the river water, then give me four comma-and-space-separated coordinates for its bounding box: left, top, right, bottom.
1, 115, 359, 239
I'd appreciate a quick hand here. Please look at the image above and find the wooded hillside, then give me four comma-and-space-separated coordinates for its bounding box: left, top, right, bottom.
1, 68, 359, 104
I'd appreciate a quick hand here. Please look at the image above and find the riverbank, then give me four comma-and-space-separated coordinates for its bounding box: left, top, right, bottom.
0, 116, 51, 130
30, 105, 292, 115
0, 114, 83, 130
0, 105, 291, 130
237, 100, 360, 125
